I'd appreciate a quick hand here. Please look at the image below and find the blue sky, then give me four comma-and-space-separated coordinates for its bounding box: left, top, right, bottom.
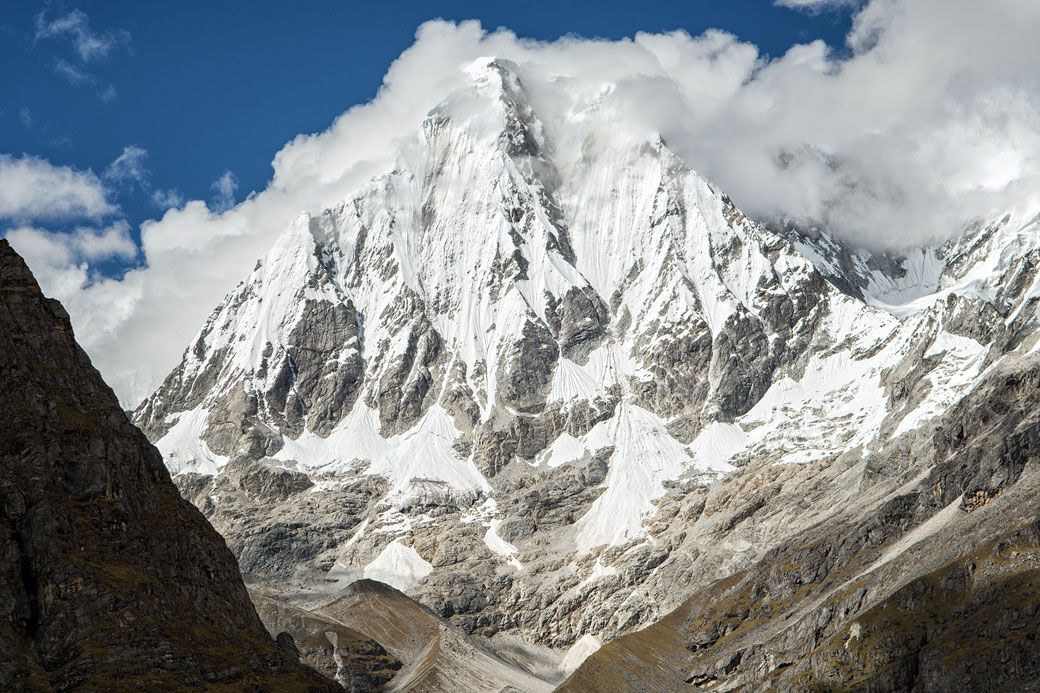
1, 1, 853, 269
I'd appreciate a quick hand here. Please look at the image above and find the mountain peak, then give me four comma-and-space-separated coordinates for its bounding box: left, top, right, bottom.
462, 55, 522, 81
129, 53, 1038, 667
421, 56, 544, 160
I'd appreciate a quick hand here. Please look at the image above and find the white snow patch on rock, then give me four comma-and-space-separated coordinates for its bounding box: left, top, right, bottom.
579, 559, 619, 587
560, 634, 601, 676
155, 407, 228, 476
574, 401, 696, 553
538, 433, 587, 468
688, 422, 745, 472
484, 519, 523, 571
363, 538, 433, 592
894, 331, 986, 436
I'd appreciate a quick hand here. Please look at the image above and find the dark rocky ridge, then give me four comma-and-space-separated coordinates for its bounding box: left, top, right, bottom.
0, 239, 341, 691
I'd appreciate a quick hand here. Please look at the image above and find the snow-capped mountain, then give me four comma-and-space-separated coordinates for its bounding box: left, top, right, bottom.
133, 57, 1040, 679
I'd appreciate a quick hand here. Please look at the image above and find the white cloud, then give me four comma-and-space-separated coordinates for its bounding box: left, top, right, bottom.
34, 9, 129, 63
7, 221, 137, 267
775, 0, 860, 11
36, 10, 127, 101
0, 155, 114, 221
16, 1, 1040, 406
19, 108, 32, 129
6, 222, 142, 356
52, 58, 93, 86
151, 188, 185, 210
209, 171, 239, 212
104, 145, 149, 189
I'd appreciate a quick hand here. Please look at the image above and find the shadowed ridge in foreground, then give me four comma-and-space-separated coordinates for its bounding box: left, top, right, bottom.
0, 238, 341, 691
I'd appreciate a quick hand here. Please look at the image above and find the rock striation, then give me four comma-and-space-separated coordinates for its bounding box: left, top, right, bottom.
0, 238, 341, 691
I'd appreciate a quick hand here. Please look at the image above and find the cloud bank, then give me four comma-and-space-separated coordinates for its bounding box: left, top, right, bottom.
7, 0, 1040, 405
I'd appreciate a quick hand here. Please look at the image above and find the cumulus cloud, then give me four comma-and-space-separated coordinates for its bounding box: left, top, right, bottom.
0, 155, 114, 221
7, 221, 137, 267
15, 0, 1040, 405
34, 9, 129, 63
6, 221, 142, 357
104, 145, 149, 189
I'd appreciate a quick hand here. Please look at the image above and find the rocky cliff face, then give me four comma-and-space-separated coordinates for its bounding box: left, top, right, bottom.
129, 57, 1040, 688
0, 238, 341, 691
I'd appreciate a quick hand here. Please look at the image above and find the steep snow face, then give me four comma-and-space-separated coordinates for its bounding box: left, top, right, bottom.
574, 401, 734, 553
135, 57, 1015, 643
562, 135, 789, 340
